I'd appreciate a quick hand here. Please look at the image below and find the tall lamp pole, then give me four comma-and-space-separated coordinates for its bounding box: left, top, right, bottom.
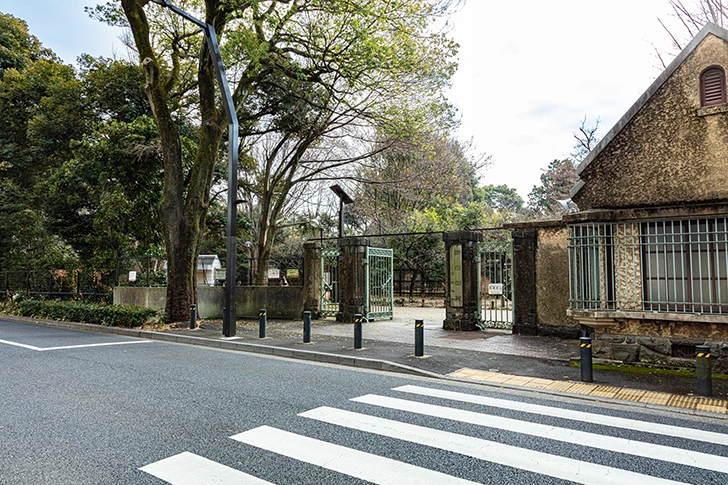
149, 0, 238, 336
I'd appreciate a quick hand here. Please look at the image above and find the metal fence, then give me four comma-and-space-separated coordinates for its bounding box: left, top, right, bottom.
568, 218, 728, 314
0, 269, 118, 302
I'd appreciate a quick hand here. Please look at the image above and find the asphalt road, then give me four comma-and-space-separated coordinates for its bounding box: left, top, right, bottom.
2, 319, 728, 485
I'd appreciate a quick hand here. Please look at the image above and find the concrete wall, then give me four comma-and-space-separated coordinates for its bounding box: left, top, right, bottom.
535, 225, 578, 336
574, 33, 728, 210
114, 286, 304, 319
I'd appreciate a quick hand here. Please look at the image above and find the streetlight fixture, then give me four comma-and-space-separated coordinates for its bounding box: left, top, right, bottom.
330, 184, 354, 238
149, 0, 239, 336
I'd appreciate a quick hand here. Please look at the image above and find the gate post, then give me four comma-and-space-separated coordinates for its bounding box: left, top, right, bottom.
303, 241, 321, 319
511, 228, 538, 336
443, 231, 483, 331
336, 236, 370, 323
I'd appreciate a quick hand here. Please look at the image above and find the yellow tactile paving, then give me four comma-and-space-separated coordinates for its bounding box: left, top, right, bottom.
525, 378, 555, 389
614, 388, 647, 402
696, 398, 728, 414
588, 386, 622, 399
448, 368, 728, 414
667, 395, 698, 410
545, 381, 583, 393
638, 392, 673, 406
503, 376, 536, 386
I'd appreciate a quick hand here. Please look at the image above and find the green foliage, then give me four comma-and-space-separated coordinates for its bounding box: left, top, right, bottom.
473, 184, 524, 215
45, 116, 164, 267
0, 13, 53, 74
9, 298, 163, 327
527, 159, 579, 217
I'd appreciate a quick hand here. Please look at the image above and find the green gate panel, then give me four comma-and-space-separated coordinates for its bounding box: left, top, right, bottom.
476, 241, 514, 329
366, 247, 394, 320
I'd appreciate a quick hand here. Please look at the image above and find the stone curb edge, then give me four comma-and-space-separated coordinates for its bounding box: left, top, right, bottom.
4, 314, 727, 419
0, 314, 442, 379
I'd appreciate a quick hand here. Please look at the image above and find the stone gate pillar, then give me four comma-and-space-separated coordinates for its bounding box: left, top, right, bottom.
511, 228, 538, 335
303, 241, 321, 318
337, 236, 370, 323
443, 231, 482, 331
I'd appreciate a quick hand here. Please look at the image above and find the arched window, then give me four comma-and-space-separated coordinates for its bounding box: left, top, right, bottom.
700, 66, 726, 107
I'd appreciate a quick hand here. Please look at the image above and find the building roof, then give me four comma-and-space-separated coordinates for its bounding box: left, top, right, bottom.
571, 22, 728, 199
197, 255, 221, 270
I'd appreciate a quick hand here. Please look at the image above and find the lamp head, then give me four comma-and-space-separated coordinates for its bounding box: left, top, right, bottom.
148, 0, 170, 6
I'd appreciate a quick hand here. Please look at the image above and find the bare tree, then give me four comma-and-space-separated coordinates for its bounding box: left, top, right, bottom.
656, 1, 728, 67
571, 116, 601, 164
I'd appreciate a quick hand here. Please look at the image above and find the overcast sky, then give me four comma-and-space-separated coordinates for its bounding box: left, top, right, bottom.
2, 0, 684, 198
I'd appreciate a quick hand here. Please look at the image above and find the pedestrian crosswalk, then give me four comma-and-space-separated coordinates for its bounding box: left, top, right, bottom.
140, 384, 728, 484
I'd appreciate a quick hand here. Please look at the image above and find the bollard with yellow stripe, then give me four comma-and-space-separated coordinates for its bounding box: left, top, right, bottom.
696, 344, 713, 397
580, 336, 593, 383
354, 313, 363, 349
259, 308, 267, 339
414, 319, 424, 357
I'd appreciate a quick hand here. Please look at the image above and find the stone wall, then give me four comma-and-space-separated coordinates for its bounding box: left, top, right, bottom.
594, 318, 728, 372
114, 286, 304, 320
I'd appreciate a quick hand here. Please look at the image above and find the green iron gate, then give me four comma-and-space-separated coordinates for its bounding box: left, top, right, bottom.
365, 247, 394, 320
476, 240, 513, 329
320, 247, 340, 317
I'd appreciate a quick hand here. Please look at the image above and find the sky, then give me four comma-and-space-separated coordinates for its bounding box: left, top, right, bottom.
2, 0, 684, 198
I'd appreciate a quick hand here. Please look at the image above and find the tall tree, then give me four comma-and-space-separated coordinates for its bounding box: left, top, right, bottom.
92, 0, 458, 319
527, 159, 579, 217
0, 13, 90, 271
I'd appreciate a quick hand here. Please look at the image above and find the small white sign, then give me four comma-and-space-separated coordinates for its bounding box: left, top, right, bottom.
128, 271, 137, 282
488, 283, 504, 295
268, 268, 280, 279
214, 268, 226, 280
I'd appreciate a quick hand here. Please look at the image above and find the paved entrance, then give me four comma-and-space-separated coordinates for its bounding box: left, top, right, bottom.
315, 306, 578, 360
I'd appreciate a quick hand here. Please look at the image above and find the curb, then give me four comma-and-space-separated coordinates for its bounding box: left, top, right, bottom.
4, 314, 727, 419
0, 314, 442, 379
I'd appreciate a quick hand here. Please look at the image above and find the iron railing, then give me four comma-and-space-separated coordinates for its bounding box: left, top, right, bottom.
568, 218, 728, 314
0, 269, 118, 302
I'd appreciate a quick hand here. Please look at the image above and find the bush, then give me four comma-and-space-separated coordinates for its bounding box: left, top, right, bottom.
12, 299, 162, 327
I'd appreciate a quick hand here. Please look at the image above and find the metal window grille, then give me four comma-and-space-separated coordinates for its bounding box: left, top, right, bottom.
568, 218, 728, 314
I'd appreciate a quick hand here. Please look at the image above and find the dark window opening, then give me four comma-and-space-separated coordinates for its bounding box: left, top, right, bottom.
671, 344, 696, 359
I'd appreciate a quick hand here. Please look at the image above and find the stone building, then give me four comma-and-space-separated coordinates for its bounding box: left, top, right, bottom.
565, 23, 728, 371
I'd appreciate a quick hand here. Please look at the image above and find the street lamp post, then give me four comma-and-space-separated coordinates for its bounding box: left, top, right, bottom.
149, 0, 238, 336
330, 184, 354, 238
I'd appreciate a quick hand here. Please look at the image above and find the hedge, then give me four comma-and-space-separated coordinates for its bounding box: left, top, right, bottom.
14, 299, 163, 327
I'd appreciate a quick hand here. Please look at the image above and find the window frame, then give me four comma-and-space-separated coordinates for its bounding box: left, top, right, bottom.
700, 66, 727, 108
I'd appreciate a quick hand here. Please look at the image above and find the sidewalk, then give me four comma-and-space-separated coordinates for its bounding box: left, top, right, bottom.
4, 308, 727, 416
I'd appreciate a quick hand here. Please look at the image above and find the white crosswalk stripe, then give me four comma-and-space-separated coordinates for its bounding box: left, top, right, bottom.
140, 384, 728, 485
300, 406, 689, 485
139, 452, 275, 485
393, 384, 728, 446
231, 426, 479, 485
351, 393, 728, 474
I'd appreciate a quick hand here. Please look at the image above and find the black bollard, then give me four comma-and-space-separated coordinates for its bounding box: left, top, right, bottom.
696, 345, 713, 397
354, 314, 363, 349
415, 319, 424, 357
303, 311, 311, 343
580, 337, 593, 382
189, 304, 197, 329
259, 309, 267, 339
